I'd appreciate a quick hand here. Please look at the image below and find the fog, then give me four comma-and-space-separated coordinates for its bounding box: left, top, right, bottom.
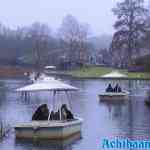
0, 0, 116, 35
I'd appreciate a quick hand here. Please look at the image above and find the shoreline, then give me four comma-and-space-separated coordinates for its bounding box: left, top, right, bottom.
0, 66, 149, 80
66, 76, 150, 80
67, 66, 150, 80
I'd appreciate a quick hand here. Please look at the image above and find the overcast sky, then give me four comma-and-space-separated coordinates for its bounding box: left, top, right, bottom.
0, 0, 148, 36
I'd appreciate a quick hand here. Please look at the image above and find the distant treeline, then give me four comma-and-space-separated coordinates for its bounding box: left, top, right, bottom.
1, 0, 150, 71
0, 15, 108, 70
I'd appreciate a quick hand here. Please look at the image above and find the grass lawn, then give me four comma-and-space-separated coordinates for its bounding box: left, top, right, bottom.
127, 72, 150, 79
68, 66, 150, 79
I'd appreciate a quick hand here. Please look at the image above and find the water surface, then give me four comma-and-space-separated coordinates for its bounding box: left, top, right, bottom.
0, 78, 149, 150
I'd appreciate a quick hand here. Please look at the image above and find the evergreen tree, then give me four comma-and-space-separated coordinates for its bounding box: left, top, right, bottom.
111, 0, 148, 67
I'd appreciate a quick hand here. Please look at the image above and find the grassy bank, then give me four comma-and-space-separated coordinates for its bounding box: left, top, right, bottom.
68, 66, 150, 79
0, 66, 149, 80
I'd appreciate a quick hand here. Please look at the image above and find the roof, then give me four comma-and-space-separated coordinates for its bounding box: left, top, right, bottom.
101, 71, 127, 78
16, 78, 78, 92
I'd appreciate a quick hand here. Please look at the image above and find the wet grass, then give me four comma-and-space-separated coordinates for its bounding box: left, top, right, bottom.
127, 72, 150, 79
68, 66, 150, 79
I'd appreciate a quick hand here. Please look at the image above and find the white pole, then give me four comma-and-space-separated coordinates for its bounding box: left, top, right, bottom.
59, 108, 61, 120
65, 91, 72, 110
53, 91, 56, 111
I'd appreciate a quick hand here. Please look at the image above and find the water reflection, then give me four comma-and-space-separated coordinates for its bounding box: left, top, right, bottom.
0, 79, 149, 150
15, 133, 81, 150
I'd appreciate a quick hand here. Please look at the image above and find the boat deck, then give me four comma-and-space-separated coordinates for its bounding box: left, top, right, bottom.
100, 92, 129, 96
15, 118, 82, 128
14, 118, 83, 139
99, 92, 129, 101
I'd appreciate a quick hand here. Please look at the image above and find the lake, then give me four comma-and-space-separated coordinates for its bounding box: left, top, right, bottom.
0, 78, 149, 150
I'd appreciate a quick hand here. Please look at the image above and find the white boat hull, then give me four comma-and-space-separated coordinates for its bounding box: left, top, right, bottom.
14, 118, 83, 140
99, 92, 129, 101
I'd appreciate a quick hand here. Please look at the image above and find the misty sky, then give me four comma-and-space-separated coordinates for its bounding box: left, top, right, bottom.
0, 0, 148, 36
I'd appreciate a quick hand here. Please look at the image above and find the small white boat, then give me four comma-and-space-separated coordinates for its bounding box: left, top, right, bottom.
99, 91, 129, 101
44, 65, 56, 74
15, 79, 83, 140
15, 118, 83, 139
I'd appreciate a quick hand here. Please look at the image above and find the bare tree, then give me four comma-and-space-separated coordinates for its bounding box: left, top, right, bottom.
0, 18, 91, 68
58, 15, 89, 67
77, 24, 90, 64
27, 22, 51, 68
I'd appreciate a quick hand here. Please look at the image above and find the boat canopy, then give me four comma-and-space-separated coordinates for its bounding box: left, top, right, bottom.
16, 78, 78, 92
101, 70, 127, 78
